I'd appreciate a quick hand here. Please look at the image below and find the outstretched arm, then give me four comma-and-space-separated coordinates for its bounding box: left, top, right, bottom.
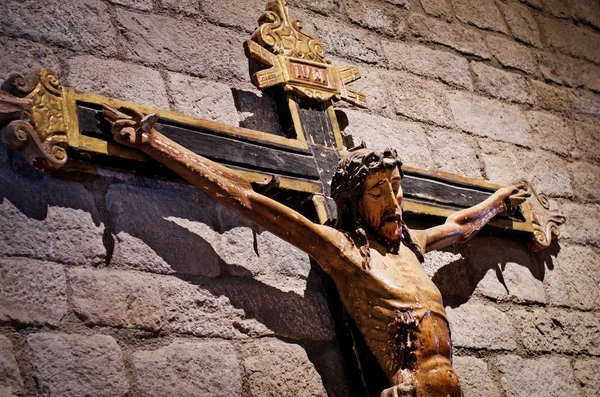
412, 183, 531, 253
102, 105, 339, 263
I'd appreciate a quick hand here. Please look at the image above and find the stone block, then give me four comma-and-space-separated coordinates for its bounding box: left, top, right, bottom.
167, 72, 239, 126
0, 37, 61, 79
0, 170, 105, 266
0, 258, 67, 327
311, 346, 353, 397
541, 0, 570, 18
108, 0, 152, 11
563, 311, 600, 355
520, 0, 542, 9
0, 336, 24, 397
571, 89, 600, 125
69, 268, 166, 331
448, 91, 531, 146
133, 340, 242, 397
526, 111, 575, 157
570, 0, 600, 30
555, 246, 600, 310
239, 338, 328, 397
460, 236, 546, 304
538, 15, 600, 65
159, 0, 200, 15
426, 127, 483, 178
383, 41, 472, 89
498, 1, 542, 47
159, 276, 273, 339
452, 0, 508, 33
453, 356, 500, 397
312, 17, 384, 64
341, 109, 435, 169
472, 62, 533, 104
118, 10, 248, 81
424, 250, 472, 300
560, 202, 600, 246
294, 0, 341, 16
27, 333, 129, 397
512, 308, 575, 353
419, 0, 453, 21
201, 0, 264, 32
65, 56, 170, 110
409, 14, 492, 59
346, 0, 406, 37
480, 143, 573, 198
531, 80, 570, 112
568, 161, 600, 203
445, 303, 518, 350
496, 355, 579, 397
486, 35, 537, 75
387, 70, 456, 128
573, 358, 600, 397
0, 0, 117, 55
574, 121, 600, 164
581, 61, 600, 93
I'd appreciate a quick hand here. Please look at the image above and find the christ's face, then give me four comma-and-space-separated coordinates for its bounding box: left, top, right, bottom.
359, 166, 403, 247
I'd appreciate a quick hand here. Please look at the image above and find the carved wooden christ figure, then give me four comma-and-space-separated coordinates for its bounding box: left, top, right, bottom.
102, 105, 530, 397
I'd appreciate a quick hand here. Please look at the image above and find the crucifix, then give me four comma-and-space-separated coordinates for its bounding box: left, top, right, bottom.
0, 1, 565, 396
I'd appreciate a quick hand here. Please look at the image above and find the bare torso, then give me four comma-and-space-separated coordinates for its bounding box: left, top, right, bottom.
323, 234, 462, 397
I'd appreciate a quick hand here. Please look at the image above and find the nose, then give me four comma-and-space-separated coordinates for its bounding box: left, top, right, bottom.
383, 186, 399, 208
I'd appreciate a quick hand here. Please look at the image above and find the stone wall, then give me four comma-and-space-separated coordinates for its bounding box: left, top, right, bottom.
1, 0, 599, 396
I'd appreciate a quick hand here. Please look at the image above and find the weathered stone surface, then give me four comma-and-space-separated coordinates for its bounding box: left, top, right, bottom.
118, 10, 247, 80
159, 0, 199, 15
486, 35, 537, 74
537, 51, 582, 87
446, 303, 517, 350
0, 170, 105, 266
0, 336, 24, 397
570, 0, 600, 30
560, 202, 600, 246
409, 14, 492, 59
555, 246, 600, 310
106, 183, 221, 276
512, 308, 575, 353
167, 72, 239, 126
311, 346, 353, 397
448, 91, 531, 146
573, 358, 600, 397
460, 236, 546, 303
479, 142, 573, 198
423, 250, 472, 299
426, 127, 483, 178
201, 0, 263, 32
0, 37, 61, 78
564, 311, 600, 355
472, 62, 533, 104
0, 0, 117, 55
159, 276, 273, 339
109, 0, 152, 11
452, 0, 507, 33
294, 0, 341, 16
520, 0, 542, 9
574, 121, 600, 164
526, 111, 576, 157
580, 61, 600, 93
541, 0, 570, 18
346, 0, 406, 37
69, 268, 166, 331
531, 80, 570, 112
65, 56, 170, 110
312, 17, 384, 64
383, 41, 472, 88
387, 71, 455, 128
538, 15, 600, 65
0, 258, 67, 327
568, 161, 600, 203
28, 333, 129, 397
496, 355, 579, 397
341, 109, 435, 169
419, 0, 452, 21
498, 1, 542, 47
239, 338, 327, 397
571, 89, 600, 125
453, 356, 500, 397
133, 340, 242, 397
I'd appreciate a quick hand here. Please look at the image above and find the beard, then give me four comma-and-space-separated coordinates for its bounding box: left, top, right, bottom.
375, 214, 402, 254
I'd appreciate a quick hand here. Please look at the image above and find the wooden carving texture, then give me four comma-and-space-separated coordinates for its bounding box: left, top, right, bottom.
525, 183, 566, 251
0, 69, 68, 172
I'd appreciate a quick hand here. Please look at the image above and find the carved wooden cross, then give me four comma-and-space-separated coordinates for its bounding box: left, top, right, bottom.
0, 0, 564, 251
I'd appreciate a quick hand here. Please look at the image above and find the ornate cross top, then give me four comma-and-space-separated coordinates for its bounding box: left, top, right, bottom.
245, 0, 366, 107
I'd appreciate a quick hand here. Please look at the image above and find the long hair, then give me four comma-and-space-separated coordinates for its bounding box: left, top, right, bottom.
330, 147, 424, 267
